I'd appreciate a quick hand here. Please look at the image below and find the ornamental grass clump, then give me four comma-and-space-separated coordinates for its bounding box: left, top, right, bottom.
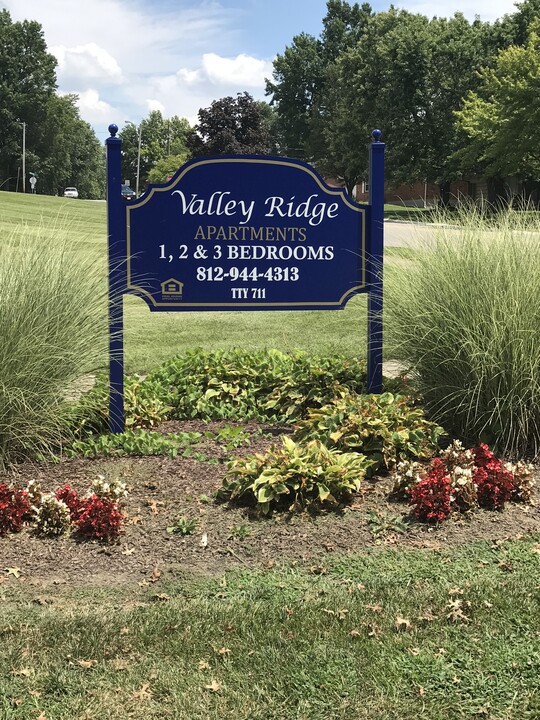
0, 220, 107, 468
385, 205, 540, 457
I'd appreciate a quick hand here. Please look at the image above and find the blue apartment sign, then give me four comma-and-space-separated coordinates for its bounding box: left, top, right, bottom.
126, 156, 367, 311
106, 125, 385, 432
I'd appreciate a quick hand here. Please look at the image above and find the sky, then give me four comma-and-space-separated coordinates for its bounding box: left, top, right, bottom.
1, 0, 519, 140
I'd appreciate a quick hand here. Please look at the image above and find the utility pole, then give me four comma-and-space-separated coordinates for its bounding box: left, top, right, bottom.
21, 121, 26, 193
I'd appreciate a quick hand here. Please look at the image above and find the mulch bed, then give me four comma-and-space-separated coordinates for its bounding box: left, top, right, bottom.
1, 420, 539, 589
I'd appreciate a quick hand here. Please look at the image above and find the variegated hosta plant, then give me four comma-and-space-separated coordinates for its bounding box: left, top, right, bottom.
223, 436, 375, 514
294, 391, 445, 475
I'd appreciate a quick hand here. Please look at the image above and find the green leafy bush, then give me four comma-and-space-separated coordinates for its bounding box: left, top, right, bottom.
294, 392, 445, 474
73, 349, 372, 432
385, 206, 540, 456
66, 429, 203, 459
222, 436, 374, 514
70, 374, 172, 437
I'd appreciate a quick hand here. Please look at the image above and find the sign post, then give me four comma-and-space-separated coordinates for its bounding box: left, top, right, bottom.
105, 123, 385, 432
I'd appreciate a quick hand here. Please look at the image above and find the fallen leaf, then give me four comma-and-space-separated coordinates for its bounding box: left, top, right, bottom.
153, 593, 170, 602
12, 667, 33, 677
205, 679, 221, 693
35, 713, 47, 720
5, 567, 22, 578
418, 686, 426, 697
111, 658, 130, 671
216, 647, 231, 656
200, 532, 208, 548
349, 629, 361, 637
149, 567, 161, 583
11, 698, 24, 707
146, 499, 164, 515
127, 514, 142, 525
395, 616, 411, 631
198, 660, 211, 670
448, 587, 464, 595
408, 647, 421, 656
447, 606, 470, 624
120, 627, 130, 635
121, 547, 135, 556
77, 659, 97, 669
365, 603, 383, 612
133, 683, 152, 701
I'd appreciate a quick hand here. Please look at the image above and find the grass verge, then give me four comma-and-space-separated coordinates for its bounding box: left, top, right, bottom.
1, 537, 539, 719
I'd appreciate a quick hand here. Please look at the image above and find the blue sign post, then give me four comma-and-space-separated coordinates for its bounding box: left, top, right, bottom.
106, 124, 385, 432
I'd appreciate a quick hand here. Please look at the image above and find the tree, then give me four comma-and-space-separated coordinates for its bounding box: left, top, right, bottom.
120, 111, 191, 190
146, 153, 190, 185
320, 9, 496, 197
187, 92, 274, 156
0, 10, 57, 190
455, 23, 540, 182
35, 94, 105, 198
266, 1, 372, 161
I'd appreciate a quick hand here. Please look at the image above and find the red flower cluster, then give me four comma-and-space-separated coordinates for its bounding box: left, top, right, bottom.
409, 442, 523, 523
410, 458, 452, 523
472, 444, 514, 510
0, 483, 30, 536
55, 484, 83, 521
73, 495, 125, 541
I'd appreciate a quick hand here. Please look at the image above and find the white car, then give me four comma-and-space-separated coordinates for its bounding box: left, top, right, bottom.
63, 187, 79, 198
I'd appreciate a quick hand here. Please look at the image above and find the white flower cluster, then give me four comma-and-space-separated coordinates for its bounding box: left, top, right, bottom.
26, 479, 43, 506
34, 495, 71, 537
392, 460, 425, 497
440, 440, 474, 472
91, 475, 128, 501
504, 460, 535, 502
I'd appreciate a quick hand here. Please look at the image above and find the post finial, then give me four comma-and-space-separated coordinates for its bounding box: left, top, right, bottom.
108, 123, 119, 137
372, 129, 382, 143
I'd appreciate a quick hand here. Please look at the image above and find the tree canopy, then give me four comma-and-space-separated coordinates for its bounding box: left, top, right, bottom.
455, 22, 540, 181
187, 92, 274, 157
266, 0, 540, 198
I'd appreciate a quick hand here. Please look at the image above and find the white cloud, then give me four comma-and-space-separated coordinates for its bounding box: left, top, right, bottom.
73, 89, 118, 124
201, 53, 274, 87
52, 42, 123, 86
146, 99, 166, 114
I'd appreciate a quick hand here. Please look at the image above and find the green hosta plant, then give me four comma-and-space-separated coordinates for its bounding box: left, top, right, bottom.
222, 436, 374, 514
294, 392, 445, 475
66, 429, 203, 458
167, 516, 197, 536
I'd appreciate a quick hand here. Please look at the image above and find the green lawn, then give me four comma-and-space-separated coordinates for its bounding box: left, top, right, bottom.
1, 537, 539, 719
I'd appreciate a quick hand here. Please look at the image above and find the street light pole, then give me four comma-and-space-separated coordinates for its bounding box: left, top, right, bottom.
21, 121, 26, 193
124, 120, 142, 198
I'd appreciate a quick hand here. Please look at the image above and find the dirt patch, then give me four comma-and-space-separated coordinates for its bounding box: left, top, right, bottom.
1, 420, 539, 589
